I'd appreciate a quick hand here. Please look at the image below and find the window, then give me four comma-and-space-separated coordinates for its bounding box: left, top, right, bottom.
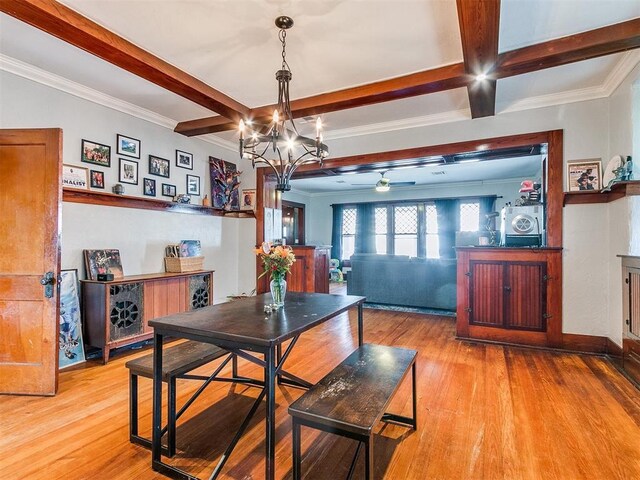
341, 207, 357, 260
425, 204, 440, 259
374, 207, 388, 254
459, 202, 480, 232
394, 205, 417, 257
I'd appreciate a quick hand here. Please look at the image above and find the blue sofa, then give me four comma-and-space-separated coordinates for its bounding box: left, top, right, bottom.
346, 254, 457, 310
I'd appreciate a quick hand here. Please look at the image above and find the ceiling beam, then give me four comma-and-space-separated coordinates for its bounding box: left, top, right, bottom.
496, 17, 640, 78
174, 63, 468, 136
456, 0, 500, 118
0, 0, 250, 121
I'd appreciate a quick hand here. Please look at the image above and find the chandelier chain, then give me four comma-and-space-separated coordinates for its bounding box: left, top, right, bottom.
279, 29, 290, 72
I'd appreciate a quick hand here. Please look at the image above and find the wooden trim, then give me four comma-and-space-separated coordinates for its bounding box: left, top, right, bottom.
0, 0, 249, 121
562, 333, 608, 354
496, 18, 640, 79
456, 0, 500, 118
563, 181, 640, 205
80, 270, 214, 284
62, 188, 255, 218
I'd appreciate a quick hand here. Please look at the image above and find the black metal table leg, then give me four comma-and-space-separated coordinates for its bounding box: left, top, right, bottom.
364, 436, 374, 480
168, 376, 177, 457
265, 346, 276, 480
152, 332, 163, 468
412, 361, 417, 429
358, 302, 364, 346
292, 419, 301, 480
130, 373, 138, 441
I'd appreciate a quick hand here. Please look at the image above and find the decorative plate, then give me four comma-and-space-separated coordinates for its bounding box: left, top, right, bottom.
603, 155, 624, 188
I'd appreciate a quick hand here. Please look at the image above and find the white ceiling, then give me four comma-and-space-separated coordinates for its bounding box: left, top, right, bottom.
1, 1, 639, 148
289, 155, 543, 193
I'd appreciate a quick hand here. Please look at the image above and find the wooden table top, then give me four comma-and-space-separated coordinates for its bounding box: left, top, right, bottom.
149, 292, 365, 348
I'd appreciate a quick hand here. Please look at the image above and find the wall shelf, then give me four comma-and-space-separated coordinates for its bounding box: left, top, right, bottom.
62, 188, 255, 218
563, 181, 640, 205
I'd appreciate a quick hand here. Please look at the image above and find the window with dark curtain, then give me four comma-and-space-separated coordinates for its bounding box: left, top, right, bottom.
330, 204, 343, 261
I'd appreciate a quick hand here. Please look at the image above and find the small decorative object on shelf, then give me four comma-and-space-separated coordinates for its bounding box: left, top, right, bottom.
112, 183, 124, 195
174, 193, 191, 204
202, 194, 210, 207
255, 241, 296, 307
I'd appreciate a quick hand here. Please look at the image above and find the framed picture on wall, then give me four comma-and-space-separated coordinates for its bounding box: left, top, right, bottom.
273, 208, 283, 241
90, 170, 105, 189
176, 150, 193, 170
149, 155, 170, 178
116, 134, 141, 159
62, 164, 89, 189
119, 158, 139, 185
162, 183, 176, 197
143, 178, 156, 197
241, 189, 256, 210
186, 174, 200, 196
567, 159, 602, 192
81, 139, 111, 167
264, 207, 274, 242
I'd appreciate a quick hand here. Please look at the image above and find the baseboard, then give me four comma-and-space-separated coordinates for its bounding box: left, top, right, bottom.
606, 338, 624, 367
562, 333, 607, 354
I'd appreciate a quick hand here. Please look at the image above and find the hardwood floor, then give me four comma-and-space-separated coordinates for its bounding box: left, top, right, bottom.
1, 309, 639, 479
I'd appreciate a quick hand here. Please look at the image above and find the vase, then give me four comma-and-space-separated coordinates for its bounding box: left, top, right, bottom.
269, 276, 287, 306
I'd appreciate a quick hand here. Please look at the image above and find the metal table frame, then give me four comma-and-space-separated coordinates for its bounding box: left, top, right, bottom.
150, 294, 365, 480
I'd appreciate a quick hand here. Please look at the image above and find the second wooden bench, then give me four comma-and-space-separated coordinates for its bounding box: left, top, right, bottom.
288, 343, 417, 479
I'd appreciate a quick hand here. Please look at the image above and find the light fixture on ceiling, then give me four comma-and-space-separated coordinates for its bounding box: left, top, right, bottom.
238, 16, 328, 191
375, 174, 391, 192
475, 73, 488, 82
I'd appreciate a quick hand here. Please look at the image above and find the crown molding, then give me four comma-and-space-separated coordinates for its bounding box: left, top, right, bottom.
0, 54, 237, 153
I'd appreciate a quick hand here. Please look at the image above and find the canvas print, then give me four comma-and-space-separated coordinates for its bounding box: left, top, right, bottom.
176, 150, 193, 170
149, 155, 170, 178
83, 249, 124, 280
117, 134, 141, 159
62, 164, 88, 189
59, 270, 86, 369
81, 139, 111, 167
567, 159, 602, 192
119, 158, 138, 185
209, 157, 241, 210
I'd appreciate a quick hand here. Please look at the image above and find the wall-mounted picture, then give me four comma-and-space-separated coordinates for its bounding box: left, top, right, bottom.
90, 170, 105, 189
264, 207, 274, 242
567, 159, 602, 192
59, 269, 86, 369
119, 158, 139, 185
149, 155, 170, 178
210, 157, 241, 210
81, 139, 111, 167
83, 249, 124, 280
162, 183, 176, 197
176, 150, 193, 170
117, 134, 141, 159
62, 164, 88, 189
241, 188, 256, 210
186, 174, 201, 196
143, 178, 156, 197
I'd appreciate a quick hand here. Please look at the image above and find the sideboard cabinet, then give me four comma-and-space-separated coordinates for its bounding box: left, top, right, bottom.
81, 271, 213, 363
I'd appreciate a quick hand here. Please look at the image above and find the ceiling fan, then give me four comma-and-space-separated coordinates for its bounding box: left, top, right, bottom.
351, 171, 416, 192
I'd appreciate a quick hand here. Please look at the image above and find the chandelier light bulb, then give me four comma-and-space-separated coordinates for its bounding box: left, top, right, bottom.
273, 109, 279, 124
238, 119, 245, 140
316, 117, 322, 137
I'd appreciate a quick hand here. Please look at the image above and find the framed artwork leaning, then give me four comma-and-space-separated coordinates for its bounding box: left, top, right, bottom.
83, 249, 124, 280
59, 269, 86, 369
567, 159, 602, 192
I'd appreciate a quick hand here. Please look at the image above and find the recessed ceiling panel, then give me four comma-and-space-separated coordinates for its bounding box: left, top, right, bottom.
499, 0, 640, 52
60, 0, 464, 106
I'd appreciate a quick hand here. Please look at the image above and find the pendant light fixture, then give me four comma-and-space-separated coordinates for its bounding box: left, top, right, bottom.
239, 16, 328, 191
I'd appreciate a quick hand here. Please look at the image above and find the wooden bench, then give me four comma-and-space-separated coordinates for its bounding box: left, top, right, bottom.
288, 343, 417, 479
125, 340, 236, 457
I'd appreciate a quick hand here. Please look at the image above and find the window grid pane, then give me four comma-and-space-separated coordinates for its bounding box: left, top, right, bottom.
342, 208, 357, 235
375, 235, 387, 254
426, 234, 440, 259
460, 202, 480, 232
375, 207, 388, 234
394, 206, 417, 234
426, 205, 438, 233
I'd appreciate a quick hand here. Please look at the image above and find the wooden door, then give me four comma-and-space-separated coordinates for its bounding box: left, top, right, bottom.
0, 129, 62, 395
469, 261, 504, 327
505, 263, 546, 331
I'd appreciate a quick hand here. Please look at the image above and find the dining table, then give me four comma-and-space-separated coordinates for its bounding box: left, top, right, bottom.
148, 291, 366, 480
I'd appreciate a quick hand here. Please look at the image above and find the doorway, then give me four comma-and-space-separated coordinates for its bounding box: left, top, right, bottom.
282, 200, 305, 246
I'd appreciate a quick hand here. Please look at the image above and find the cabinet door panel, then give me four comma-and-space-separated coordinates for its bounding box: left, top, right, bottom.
506, 263, 545, 330
470, 262, 503, 326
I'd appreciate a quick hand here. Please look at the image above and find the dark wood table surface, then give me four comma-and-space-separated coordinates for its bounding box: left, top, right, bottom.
148, 292, 366, 480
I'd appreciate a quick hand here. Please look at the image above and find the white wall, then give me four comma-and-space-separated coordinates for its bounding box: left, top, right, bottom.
0, 70, 257, 303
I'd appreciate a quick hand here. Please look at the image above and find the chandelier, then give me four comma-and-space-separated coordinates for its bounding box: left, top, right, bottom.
238, 16, 328, 192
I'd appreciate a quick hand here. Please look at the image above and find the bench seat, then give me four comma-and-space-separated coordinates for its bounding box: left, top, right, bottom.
289, 343, 417, 479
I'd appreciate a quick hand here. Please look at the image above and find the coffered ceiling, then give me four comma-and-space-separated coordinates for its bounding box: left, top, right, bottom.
1, 0, 639, 149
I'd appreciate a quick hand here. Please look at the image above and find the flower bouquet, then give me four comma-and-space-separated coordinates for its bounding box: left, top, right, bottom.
255, 242, 296, 306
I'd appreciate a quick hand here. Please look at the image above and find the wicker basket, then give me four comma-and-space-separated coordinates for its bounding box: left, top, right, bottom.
165, 256, 205, 273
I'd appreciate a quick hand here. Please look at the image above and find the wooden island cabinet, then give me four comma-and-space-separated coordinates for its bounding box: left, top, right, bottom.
456, 247, 562, 348
81, 271, 213, 363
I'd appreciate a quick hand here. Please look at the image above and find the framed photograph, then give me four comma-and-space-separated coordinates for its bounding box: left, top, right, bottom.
62, 164, 88, 189
567, 159, 602, 192
264, 207, 274, 242
116, 134, 141, 159
186, 174, 201, 196
143, 178, 156, 197
90, 170, 105, 189
119, 158, 139, 185
149, 155, 170, 178
83, 249, 124, 281
81, 139, 111, 167
59, 269, 86, 369
176, 150, 193, 170
241, 189, 256, 210
162, 183, 176, 197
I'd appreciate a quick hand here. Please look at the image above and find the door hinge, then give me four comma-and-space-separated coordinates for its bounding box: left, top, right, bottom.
543, 313, 552, 319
